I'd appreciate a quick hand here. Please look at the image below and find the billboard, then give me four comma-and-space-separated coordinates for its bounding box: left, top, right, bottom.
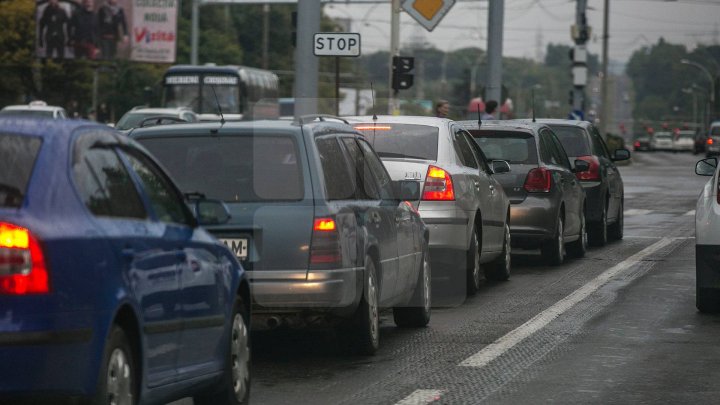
35, 0, 177, 63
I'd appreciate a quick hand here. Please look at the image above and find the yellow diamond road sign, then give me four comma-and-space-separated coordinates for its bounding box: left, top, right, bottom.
402, 0, 456, 32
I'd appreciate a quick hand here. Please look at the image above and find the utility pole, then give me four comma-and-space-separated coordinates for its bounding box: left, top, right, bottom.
570, 0, 589, 118
388, 0, 400, 115
294, 0, 321, 118
486, 0, 504, 103
191, 0, 199, 64
599, 0, 610, 137
262, 4, 270, 69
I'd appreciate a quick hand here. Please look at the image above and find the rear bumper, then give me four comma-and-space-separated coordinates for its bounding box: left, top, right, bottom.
249, 268, 363, 311
509, 195, 557, 247
418, 205, 470, 252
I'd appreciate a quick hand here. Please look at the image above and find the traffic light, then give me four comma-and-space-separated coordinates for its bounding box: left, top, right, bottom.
392, 56, 414, 91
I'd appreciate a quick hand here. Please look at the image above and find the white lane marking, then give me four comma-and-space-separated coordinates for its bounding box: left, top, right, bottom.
459, 237, 673, 368
394, 389, 444, 405
624, 235, 694, 240
684, 210, 696, 216
624, 209, 653, 216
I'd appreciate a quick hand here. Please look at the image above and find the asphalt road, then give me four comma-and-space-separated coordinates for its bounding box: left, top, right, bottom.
177, 151, 714, 404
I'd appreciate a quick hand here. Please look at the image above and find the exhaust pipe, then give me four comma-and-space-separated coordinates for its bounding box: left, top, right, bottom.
266, 316, 281, 329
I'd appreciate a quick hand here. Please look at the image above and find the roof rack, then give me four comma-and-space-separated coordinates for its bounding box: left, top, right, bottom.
294, 114, 349, 125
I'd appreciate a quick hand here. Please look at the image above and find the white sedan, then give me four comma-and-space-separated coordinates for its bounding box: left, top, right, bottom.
695, 156, 720, 312
673, 131, 695, 152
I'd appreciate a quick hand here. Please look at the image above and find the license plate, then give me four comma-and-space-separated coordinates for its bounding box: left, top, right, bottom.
220, 238, 248, 261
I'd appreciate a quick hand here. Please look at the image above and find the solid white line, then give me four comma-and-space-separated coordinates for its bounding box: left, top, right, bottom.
623, 235, 694, 240
684, 210, 696, 216
459, 237, 673, 368
394, 389, 444, 405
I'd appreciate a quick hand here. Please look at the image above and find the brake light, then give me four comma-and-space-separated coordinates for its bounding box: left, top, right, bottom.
575, 155, 600, 181
524, 167, 552, 193
422, 166, 455, 201
309, 217, 341, 268
708, 138, 714, 145
634, 141, 640, 148
354, 125, 392, 131
0, 223, 49, 295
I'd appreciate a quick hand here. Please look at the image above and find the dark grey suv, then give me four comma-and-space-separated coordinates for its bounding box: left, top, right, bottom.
531, 119, 630, 246
130, 118, 430, 355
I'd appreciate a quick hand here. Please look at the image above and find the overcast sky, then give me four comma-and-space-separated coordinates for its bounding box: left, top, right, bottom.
323, 0, 720, 65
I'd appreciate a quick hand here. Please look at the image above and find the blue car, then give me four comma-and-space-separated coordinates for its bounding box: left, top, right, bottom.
0, 118, 250, 404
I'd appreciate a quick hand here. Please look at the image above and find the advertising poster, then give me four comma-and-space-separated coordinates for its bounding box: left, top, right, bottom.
35, 0, 177, 63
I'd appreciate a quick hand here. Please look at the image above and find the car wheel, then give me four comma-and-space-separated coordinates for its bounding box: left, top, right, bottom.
351, 256, 380, 355
608, 199, 624, 241
486, 222, 511, 281
393, 246, 431, 327
194, 296, 251, 405
466, 228, 482, 296
93, 326, 137, 405
541, 216, 565, 266
589, 203, 608, 247
697, 288, 720, 313
567, 210, 588, 258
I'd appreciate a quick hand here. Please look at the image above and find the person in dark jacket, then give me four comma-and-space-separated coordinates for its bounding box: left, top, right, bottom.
97, 0, 127, 60
69, 0, 98, 59
39, 0, 69, 59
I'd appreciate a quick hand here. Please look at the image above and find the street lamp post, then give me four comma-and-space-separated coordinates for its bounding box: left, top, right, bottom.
681, 59, 716, 132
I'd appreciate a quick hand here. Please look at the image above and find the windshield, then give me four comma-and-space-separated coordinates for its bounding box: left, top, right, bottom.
548, 126, 591, 156
164, 83, 201, 112
469, 130, 538, 164
0, 110, 54, 119
354, 124, 438, 160
201, 84, 240, 114
0, 134, 42, 208
137, 135, 303, 203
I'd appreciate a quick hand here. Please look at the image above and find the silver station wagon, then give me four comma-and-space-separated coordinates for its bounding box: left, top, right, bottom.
349, 116, 512, 300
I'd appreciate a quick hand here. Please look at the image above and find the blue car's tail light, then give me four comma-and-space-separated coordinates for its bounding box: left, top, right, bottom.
0, 222, 49, 295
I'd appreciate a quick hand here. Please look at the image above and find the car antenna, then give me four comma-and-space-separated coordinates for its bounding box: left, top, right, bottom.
531, 86, 536, 123
210, 85, 225, 126
371, 82, 377, 122
477, 103, 482, 128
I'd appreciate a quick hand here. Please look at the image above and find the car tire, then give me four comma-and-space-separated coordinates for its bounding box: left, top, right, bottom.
194, 296, 251, 405
93, 326, 137, 405
350, 256, 380, 355
608, 199, 624, 241
697, 288, 720, 313
393, 246, 431, 328
567, 211, 588, 259
485, 222, 511, 281
466, 227, 482, 296
589, 202, 608, 247
541, 216, 565, 266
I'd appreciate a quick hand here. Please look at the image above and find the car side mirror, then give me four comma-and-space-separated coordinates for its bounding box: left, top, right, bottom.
392, 180, 421, 201
612, 148, 631, 161
696, 158, 717, 176
491, 160, 511, 174
573, 159, 591, 173
192, 199, 232, 225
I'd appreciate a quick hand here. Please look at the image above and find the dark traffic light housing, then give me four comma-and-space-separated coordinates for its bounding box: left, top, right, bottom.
392, 56, 414, 92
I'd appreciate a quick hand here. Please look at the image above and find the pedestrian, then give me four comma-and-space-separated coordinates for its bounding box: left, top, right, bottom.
38, 0, 70, 59
481, 100, 498, 120
97, 0, 128, 60
69, 0, 98, 59
67, 99, 80, 118
435, 99, 450, 118
97, 102, 111, 123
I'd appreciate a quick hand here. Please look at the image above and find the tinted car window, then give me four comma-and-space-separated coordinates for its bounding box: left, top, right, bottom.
471, 130, 538, 164
461, 131, 491, 172
549, 126, 591, 157
453, 130, 479, 169
73, 147, 147, 219
354, 124, 439, 160
341, 137, 379, 200
315, 136, 355, 200
123, 150, 194, 226
138, 135, 304, 203
0, 134, 42, 208
547, 131, 572, 170
357, 139, 394, 200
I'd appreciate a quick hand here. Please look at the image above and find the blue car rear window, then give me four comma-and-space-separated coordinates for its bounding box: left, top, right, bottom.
138, 135, 304, 203
0, 134, 42, 208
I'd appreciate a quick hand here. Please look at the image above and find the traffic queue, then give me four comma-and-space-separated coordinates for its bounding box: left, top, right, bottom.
0, 112, 631, 404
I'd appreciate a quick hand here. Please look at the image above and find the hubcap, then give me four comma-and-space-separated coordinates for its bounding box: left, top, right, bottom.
231, 313, 250, 402
472, 233, 480, 287
107, 348, 132, 405
581, 216, 588, 250
423, 255, 431, 312
504, 225, 511, 272
368, 271, 379, 343
557, 219, 564, 258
